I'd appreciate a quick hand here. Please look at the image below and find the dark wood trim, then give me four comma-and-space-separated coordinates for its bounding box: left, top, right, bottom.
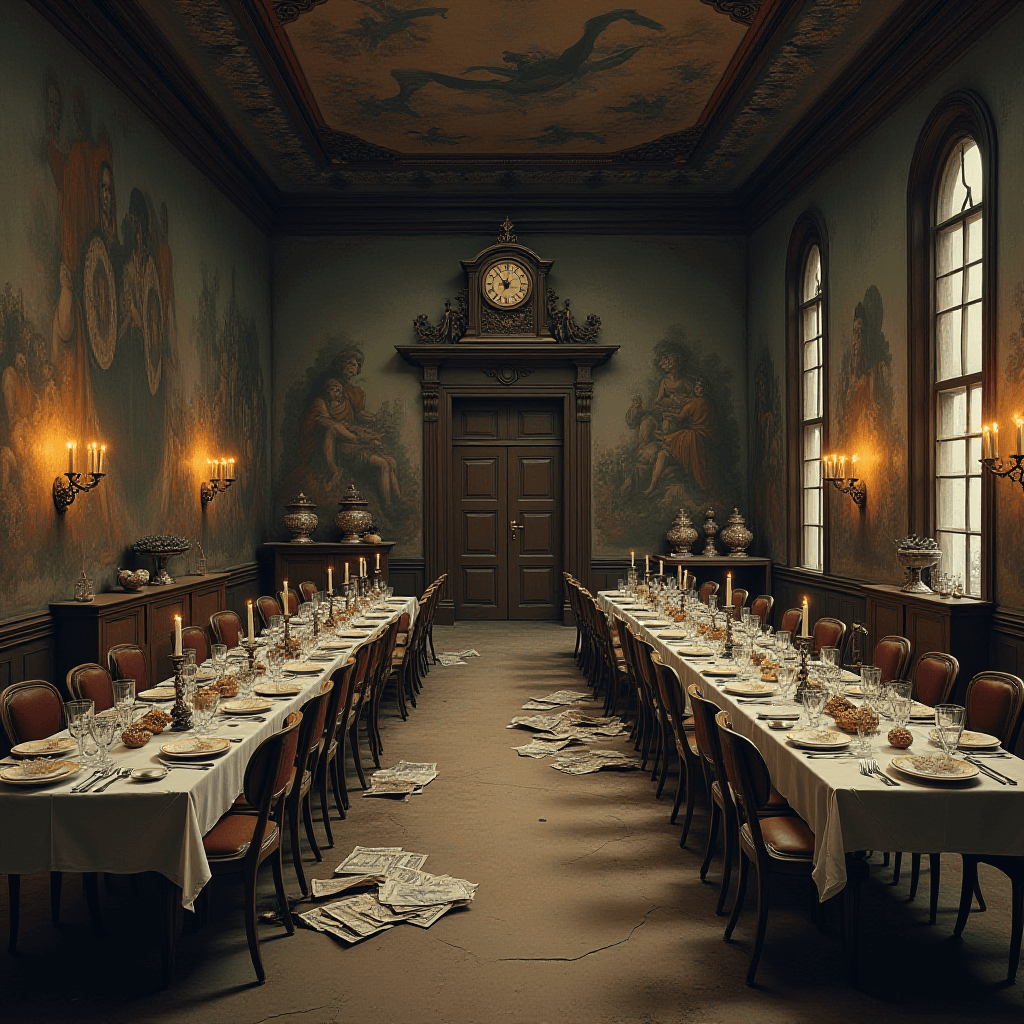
784, 209, 830, 571
906, 90, 998, 599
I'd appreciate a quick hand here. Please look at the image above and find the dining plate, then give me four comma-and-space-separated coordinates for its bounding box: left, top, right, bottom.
702, 667, 739, 677
138, 687, 176, 702
928, 728, 1000, 750
319, 642, 350, 650
254, 683, 303, 697
10, 735, 77, 757
890, 754, 980, 781
722, 681, 777, 696
674, 646, 715, 657
0, 759, 81, 785
221, 698, 275, 714
284, 662, 324, 674
160, 737, 231, 759
909, 702, 936, 719
788, 728, 851, 750
844, 685, 864, 697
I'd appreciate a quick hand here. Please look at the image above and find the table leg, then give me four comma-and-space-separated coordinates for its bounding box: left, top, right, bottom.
844, 853, 870, 987
160, 876, 181, 989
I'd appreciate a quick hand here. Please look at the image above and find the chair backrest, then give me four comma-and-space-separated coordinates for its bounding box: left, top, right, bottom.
699, 581, 720, 605
912, 652, 959, 707
107, 643, 149, 693
180, 626, 209, 665
278, 589, 300, 616
873, 635, 912, 684
716, 710, 776, 854
813, 617, 847, 656
324, 657, 356, 753
1, 680, 65, 745
750, 594, 774, 624
297, 681, 333, 772
210, 610, 242, 649
256, 595, 282, 628
965, 671, 1024, 748
241, 712, 302, 847
730, 589, 748, 620
687, 682, 721, 776
650, 654, 693, 761
299, 581, 318, 603
779, 607, 803, 636
67, 663, 115, 713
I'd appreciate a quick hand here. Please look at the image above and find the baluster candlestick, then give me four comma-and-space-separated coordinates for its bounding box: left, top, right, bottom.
168, 653, 192, 731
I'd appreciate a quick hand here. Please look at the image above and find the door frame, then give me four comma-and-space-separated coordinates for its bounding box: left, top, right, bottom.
396, 344, 618, 625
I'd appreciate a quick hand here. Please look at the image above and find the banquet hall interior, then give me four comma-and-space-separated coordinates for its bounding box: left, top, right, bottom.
2, 0, 1024, 1021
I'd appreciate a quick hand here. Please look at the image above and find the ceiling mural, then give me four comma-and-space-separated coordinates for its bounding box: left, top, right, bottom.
279, 2, 750, 157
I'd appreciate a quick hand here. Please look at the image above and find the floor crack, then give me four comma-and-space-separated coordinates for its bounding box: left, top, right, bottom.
565, 832, 639, 865
249, 1006, 337, 1024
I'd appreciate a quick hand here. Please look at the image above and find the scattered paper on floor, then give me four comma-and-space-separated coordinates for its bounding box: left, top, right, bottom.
521, 690, 594, 710
310, 875, 385, 898
437, 649, 481, 666
550, 750, 641, 775
512, 737, 578, 758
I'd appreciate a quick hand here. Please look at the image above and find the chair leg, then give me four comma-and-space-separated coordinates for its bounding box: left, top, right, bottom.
909, 853, 922, 900
725, 854, 749, 941
670, 766, 685, 825
746, 866, 770, 986
953, 856, 977, 937
271, 845, 295, 938
700, 801, 720, 881
717, 815, 737, 917
242, 864, 266, 984
318, 765, 338, 842
655, 729, 671, 797
349, 722, 369, 789
83, 873, 105, 937
8, 874, 20, 954
288, 804, 308, 896
679, 763, 697, 849
892, 852, 902, 885
332, 750, 349, 812
974, 877, 987, 912
929, 853, 941, 925
302, 791, 322, 863
1009, 875, 1024, 983
50, 872, 62, 925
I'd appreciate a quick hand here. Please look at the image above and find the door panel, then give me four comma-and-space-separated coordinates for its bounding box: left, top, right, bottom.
463, 512, 499, 554
463, 567, 501, 607
462, 457, 501, 499
518, 457, 557, 499
508, 446, 562, 619
453, 446, 507, 619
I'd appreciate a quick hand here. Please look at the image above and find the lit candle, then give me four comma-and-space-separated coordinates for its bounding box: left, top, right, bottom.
801, 597, 809, 638
1016, 417, 1024, 456
726, 572, 732, 606
376, 553, 381, 572
345, 562, 350, 585
86, 443, 93, 475
839, 455, 846, 479
283, 580, 289, 614
993, 423, 1000, 459
247, 600, 255, 642
220, 458, 228, 479
174, 615, 183, 656
327, 567, 333, 594
677, 565, 682, 587
362, 558, 367, 577
822, 456, 829, 480
659, 559, 664, 576
645, 555, 649, 573
630, 549, 635, 567
983, 426, 992, 460
67, 442, 75, 474
98, 445, 106, 473
227, 458, 235, 481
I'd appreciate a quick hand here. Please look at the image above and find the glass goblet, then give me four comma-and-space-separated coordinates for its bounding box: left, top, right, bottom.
802, 687, 826, 728
89, 714, 118, 767
192, 688, 220, 737
66, 700, 95, 764
211, 644, 228, 678
934, 703, 966, 769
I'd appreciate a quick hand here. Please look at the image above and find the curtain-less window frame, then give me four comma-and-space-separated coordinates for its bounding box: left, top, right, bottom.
786, 211, 830, 573
907, 92, 997, 600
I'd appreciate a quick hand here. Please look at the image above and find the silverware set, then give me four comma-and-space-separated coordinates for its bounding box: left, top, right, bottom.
963, 754, 1017, 785
859, 757, 900, 786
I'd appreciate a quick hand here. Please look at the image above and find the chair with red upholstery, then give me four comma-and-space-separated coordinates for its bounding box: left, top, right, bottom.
67, 663, 115, 713
256, 595, 282, 629
730, 589, 748, 620
107, 644, 149, 694
178, 626, 208, 666
699, 580, 720, 606
911, 652, 959, 707
277, 589, 299, 616
717, 710, 815, 986
873, 635, 912, 684
299, 581, 318, 603
750, 594, 774, 626
210, 610, 242, 649
199, 711, 302, 984
779, 607, 803, 637
812, 617, 847, 657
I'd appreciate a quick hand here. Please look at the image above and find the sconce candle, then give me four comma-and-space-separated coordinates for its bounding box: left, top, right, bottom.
67, 442, 75, 474
201, 455, 239, 507
993, 423, 1000, 459
983, 426, 992, 460
1016, 417, 1024, 456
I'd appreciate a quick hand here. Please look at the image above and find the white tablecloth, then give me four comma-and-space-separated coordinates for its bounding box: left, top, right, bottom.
598, 591, 1024, 900
0, 596, 417, 909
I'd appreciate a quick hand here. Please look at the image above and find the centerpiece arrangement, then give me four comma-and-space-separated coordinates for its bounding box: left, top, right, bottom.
894, 534, 941, 594
133, 534, 192, 585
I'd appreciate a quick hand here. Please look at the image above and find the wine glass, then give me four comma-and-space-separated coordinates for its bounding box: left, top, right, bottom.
88, 714, 118, 767
934, 704, 966, 769
66, 700, 95, 764
860, 665, 882, 709
802, 687, 826, 728
191, 688, 220, 737
112, 678, 136, 731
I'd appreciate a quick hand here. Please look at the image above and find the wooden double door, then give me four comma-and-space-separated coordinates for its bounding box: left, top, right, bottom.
452, 399, 563, 619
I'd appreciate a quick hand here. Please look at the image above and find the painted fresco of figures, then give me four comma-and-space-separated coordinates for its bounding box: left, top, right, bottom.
750, 344, 784, 561
594, 329, 742, 554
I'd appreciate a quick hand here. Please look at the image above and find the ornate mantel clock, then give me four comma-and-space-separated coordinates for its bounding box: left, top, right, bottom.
413, 218, 601, 345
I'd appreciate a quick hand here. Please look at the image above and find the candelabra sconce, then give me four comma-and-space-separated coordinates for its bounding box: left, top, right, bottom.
53, 442, 107, 514
822, 454, 866, 509
201, 458, 237, 507
980, 455, 1024, 493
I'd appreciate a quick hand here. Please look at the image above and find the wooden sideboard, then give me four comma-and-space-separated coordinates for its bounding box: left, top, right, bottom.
262, 542, 396, 597
862, 584, 993, 703
50, 572, 228, 694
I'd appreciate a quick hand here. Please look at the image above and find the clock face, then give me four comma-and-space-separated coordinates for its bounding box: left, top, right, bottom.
483, 261, 532, 308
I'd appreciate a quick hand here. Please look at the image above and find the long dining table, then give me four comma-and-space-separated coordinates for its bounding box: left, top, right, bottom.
598, 591, 1024, 903
0, 595, 417, 919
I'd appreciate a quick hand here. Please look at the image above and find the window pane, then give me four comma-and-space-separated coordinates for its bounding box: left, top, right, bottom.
969, 476, 981, 532
803, 369, 820, 420
803, 458, 820, 488
936, 222, 963, 275
969, 533, 982, 597
803, 527, 821, 572
966, 212, 983, 263
969, 385, 982, 433
936, 439, 965, 475
966, 263, 982, 303
803, 337, 820, 371
804, 489, 821, 526
938, 387, 967, 438
936, 477, 966, 529
804, 423, 821, 460
937, 531, 966, 583
802, 246, 821, 303
969, 435, 982, 470
937, 138, 980, 222
936, 311, 962, 381
936, 271, 963, 313
803, 306, 821, 344
964, 302, 983, 375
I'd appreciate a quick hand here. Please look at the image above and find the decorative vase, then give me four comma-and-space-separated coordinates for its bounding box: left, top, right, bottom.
334, 482, 374, 542
702, 508, 719, 557
283, 493, 319, 544
666, 508, 698, 556
720, 508, 753, 558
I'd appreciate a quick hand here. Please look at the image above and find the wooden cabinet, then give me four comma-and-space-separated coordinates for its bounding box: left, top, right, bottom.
862, 584, 992, 702
262, 542, 396, 597
662, 556, 772, 604
50, 573, 228, 694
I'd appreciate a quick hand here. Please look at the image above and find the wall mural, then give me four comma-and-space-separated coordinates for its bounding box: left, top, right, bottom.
750, 342, 784, 562
831, 285, 906, 581
0, 69, 268, 621
276, 337, 420, 544
594, 328, 742, 554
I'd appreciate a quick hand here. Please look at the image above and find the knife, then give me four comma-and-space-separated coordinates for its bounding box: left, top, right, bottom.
965, 754, 1016, 785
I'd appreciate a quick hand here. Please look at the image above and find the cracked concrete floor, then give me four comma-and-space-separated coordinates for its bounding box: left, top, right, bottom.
2, 621, 1023, 1023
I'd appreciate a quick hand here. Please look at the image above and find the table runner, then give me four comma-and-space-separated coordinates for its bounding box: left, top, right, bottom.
0, 596, 417, 909
598, 591, 1024, 900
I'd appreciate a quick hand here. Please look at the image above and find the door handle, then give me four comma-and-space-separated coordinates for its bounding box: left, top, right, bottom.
510, 520, 521, 538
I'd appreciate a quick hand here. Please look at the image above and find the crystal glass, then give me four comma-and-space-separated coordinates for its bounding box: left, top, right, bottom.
891, 694, 912, 728
856, 721, 879, 756
211, 644, 228, 678
776, 630, 791, 651
88, 714, 118, 767
802, 687, 826, 728
112, 678, 135, 731
192, 688, 220, 737
66, 700, 95, 764
749, 614, 760, 636
934, 703, 966, 768
861, 665, 882, 708
734, 644, 752, 679
184, 647, 197, 667
181, 662, 198, 702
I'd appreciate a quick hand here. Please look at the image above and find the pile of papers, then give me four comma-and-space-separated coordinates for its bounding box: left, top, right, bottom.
437, 649, 481, 666
508, 710, 629, 742
550, 750, 641, 775
299, 846, 478, 944
520, 690, 595, 711
362, 761, 439, 798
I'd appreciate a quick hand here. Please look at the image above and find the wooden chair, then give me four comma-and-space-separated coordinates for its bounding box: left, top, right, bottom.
424, 573, 446, 666
364, 619, 403, 764
1, 681, 101, 953
873, 635, 912, 684
299, 581, 318, 603
779, 607, 803, 636
812, 617, 847, 656
717, 710, 816, 986
319, 654, 361, 827
66, 663, 115, 713
699, 580, 720, 605
954, 854, 1024, 982
178, 626, 209, 665
210, 610, 242, 649
750, 594, 774, 625
277, 589, 299, 616
615, 624, 655, 763
107, 644, 149, 694
730, 589, 748, 620
341, 639, 379, 794
199, 712, 301, 984
256, 595, 282, 629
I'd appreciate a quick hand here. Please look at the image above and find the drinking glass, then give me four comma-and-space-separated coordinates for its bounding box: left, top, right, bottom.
181, 662, 198, 703
192, 688, 220, 737
184, 647, 197, 667
89, 714, 118, 767
617, 578, 625, 593
860, 665, 882, 708
749, 614, 760, 636
802, 687, 826, 728
891, 694, 912, 728
66, 700, 95, 764
776, 630, 791, 651
734, 644, 752, 678
112, 678, 135, 731
934, 704, 966, 768
856, 721, 879, 756
211, 644, 228, 678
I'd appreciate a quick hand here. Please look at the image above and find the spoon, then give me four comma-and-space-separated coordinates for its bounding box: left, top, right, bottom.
131, 767, 168, 782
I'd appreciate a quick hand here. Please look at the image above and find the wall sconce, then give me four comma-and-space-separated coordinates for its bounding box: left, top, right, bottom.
822, 453, 866, 509
201, 458, 237, 507
53, 442, 107, 514
980, 420, 1024, 493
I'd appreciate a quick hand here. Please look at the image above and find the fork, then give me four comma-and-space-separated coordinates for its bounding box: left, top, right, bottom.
71, 766, 111, 792
92, 767, 133, 792
867, 757, 900, 786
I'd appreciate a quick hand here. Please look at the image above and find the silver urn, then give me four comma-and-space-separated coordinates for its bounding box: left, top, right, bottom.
283, 493, 319, 544
335, 482, 374, 542
897, 548, 942, 593
720, 508, 753, 558
666, 508, 698, 556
